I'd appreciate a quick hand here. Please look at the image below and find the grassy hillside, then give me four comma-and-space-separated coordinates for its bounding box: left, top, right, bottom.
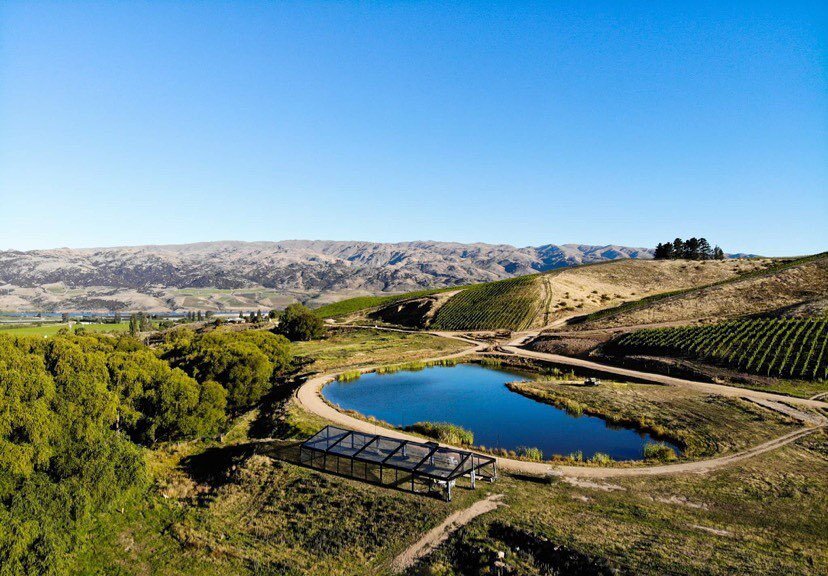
576, 253, 828, 329
315, 258, 778, 331
611, 318, 828, 380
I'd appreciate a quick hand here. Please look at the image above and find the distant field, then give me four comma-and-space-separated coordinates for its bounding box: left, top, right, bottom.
430, 275, 542, 331
0, 322, 130, 337
612, 318, 828, 380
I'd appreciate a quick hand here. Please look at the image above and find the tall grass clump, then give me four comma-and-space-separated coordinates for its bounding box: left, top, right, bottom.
589, 452, 613, 465
643, 442, 678, 462
404, 422, 474, 446
376, 358, 458, 375
516, 446, 544, 461
336, 370, 363, 382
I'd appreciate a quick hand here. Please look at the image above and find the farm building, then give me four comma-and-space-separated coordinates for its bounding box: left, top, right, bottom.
299, 425, 497, 501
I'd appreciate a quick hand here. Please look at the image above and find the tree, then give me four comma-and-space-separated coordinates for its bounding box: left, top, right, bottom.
713, 246, 725, 260
276, 304, 326, 341
654, 243, 667, 259
698, 238, 713, 260
672, 238, 684, 259
197, 310, 203, 321
684, 237, 700, 260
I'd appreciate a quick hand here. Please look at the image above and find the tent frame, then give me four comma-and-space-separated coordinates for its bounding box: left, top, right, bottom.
299, 425, 497, 501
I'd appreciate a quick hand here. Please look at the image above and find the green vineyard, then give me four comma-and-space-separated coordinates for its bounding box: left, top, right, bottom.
430, 275, 542, 331
613, 318, 828, 380
313, 287, 454, 318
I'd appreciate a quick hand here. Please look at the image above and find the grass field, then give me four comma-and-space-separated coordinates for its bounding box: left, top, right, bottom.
508, 378, 797, 459
0, 321, 131, 336
612, 318, 828, 381
430, 275, 542, 331
410, 430, 828, 575
290, 327, 470, 373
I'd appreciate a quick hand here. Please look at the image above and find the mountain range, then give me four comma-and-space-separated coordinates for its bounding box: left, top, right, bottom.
0, 240, 656, 312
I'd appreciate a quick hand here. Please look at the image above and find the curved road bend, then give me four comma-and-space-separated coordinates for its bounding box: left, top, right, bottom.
295, 368, 824, 480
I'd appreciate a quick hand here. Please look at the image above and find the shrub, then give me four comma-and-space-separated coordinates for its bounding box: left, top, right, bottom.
643, 442, 678, 462
404, 422, 474, 446
589, 452, 613, 465
516, 446, 544, 461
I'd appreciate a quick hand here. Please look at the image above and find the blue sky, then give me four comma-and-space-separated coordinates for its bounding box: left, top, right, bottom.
1, 1, 825, 255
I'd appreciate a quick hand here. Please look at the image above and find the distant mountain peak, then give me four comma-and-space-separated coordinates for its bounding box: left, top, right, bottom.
0, 240, 653, 312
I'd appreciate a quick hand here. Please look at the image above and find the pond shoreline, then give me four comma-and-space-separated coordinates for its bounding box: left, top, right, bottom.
321, 361, 679, 463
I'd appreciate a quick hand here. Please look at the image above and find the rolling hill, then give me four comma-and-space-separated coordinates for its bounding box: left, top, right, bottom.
320, 257, 780, 330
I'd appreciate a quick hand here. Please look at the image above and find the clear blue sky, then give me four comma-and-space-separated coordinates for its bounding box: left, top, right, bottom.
1, 1, 825, 255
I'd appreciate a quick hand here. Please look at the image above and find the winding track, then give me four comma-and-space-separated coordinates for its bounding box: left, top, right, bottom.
295, 327, 827, 479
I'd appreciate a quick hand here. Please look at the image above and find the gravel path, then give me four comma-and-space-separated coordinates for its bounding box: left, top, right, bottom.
389, 494, 505, 573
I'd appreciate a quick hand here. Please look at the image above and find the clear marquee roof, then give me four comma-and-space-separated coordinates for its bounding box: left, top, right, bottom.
301, 425, 496, 481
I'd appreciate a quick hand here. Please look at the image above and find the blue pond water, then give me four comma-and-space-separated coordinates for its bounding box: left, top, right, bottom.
323, 363, 679, 461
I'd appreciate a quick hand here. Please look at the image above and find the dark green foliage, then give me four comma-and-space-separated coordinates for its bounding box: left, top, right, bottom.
108, 350, 226, 443
0, 334, 146, 575
654, 237, 718, 260
276, 304, 327, 341
161, 329, 292, 412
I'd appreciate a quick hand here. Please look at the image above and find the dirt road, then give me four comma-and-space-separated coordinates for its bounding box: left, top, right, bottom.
389, 494, 505, 573
293, 326, 826, 479
500, 345, 828, 410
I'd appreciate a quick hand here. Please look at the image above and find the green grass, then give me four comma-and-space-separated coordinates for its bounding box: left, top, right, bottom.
290, 328, 469, 373
403, 421, 474, 445
612, 318, 828, 381
576, 252, 828, 325
430, 275, 543, 331
507, 378, 795, 459
411, 431, 828, 575
0, 321, 130, 337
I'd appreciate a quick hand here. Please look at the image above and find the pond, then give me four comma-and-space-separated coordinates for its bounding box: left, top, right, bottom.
323, 363, 680, 461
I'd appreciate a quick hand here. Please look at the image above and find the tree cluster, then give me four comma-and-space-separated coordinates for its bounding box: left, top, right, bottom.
1, 326, 293, 572
273, 304, 326, 342
128, 312, 152, 335
654, 238, 724, 260
160, 328, 292, 412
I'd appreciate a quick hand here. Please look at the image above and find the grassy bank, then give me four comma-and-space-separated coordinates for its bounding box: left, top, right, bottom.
291, 328, 469, 374
507, 378, 797, 458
